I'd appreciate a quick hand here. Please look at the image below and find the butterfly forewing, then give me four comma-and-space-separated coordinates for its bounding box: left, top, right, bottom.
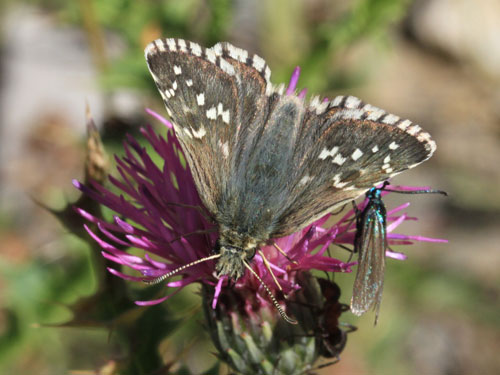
145, 39, 271, 216
350, 196, 387, 323
145, 37, 436, 251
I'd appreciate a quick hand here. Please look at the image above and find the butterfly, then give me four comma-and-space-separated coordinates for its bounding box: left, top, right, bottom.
144, 38, 436, 323
351, 182, 446, 324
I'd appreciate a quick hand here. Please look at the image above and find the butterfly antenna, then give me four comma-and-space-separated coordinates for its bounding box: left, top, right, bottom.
242, 259, 298, 325
143, 254, 221, 285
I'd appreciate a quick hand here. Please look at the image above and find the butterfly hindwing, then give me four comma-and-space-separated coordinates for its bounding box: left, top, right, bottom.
271, 96, 435, 237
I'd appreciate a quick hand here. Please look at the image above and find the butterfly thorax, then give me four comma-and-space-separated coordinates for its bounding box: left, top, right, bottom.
215, 225, 265, 280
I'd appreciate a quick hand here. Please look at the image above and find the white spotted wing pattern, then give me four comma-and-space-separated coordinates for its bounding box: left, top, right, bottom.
145, 38, 436, 243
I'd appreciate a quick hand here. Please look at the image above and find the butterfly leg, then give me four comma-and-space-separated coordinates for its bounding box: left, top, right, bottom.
164, 202, 214, 222
258, 250, 283, 291
168, 227, 218, 243
272, 242, 298, 265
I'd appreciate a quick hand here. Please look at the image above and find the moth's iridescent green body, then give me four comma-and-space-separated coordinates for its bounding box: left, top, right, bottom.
351, 187, 387, 323
351, 184, 446, 323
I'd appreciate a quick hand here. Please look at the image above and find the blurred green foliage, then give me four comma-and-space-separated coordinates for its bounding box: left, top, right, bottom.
8, 0, 495, 374
21, 0, 412, 94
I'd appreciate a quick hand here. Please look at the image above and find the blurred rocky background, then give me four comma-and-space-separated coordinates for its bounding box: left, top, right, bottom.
0, 0, 499, 374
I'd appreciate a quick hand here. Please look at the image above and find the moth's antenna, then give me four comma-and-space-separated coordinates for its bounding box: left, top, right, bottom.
381, 186, 448, 196
242, 259, 298, 325
143, 254, 221, 284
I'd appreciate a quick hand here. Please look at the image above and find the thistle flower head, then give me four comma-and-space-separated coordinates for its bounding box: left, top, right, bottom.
73, 118, 355, 308
74, 66, 446, 373
74, 65, 447, 316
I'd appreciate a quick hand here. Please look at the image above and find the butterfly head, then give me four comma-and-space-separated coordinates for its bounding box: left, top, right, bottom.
215, 242, 256, 280
214, 225, 266, 279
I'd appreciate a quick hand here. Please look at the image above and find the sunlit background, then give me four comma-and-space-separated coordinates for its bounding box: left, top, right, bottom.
1, 0, 499, 374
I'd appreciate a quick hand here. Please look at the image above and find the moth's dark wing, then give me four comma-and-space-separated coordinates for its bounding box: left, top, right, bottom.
271, 96, 435, 237
350, 203, 387, 322
145, 38, 270, 215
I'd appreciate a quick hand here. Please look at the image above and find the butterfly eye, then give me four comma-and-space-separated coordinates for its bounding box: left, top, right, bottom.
213, 239, 221, 254
245, 248, 256, 260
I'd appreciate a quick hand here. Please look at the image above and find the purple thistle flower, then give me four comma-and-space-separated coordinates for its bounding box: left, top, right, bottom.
73, 120, 354, 308
67, 60, 450, 374
74, 67, 446, 316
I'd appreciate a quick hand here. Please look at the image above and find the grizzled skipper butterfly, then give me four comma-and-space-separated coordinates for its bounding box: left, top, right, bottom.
144, 38, 436, 323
